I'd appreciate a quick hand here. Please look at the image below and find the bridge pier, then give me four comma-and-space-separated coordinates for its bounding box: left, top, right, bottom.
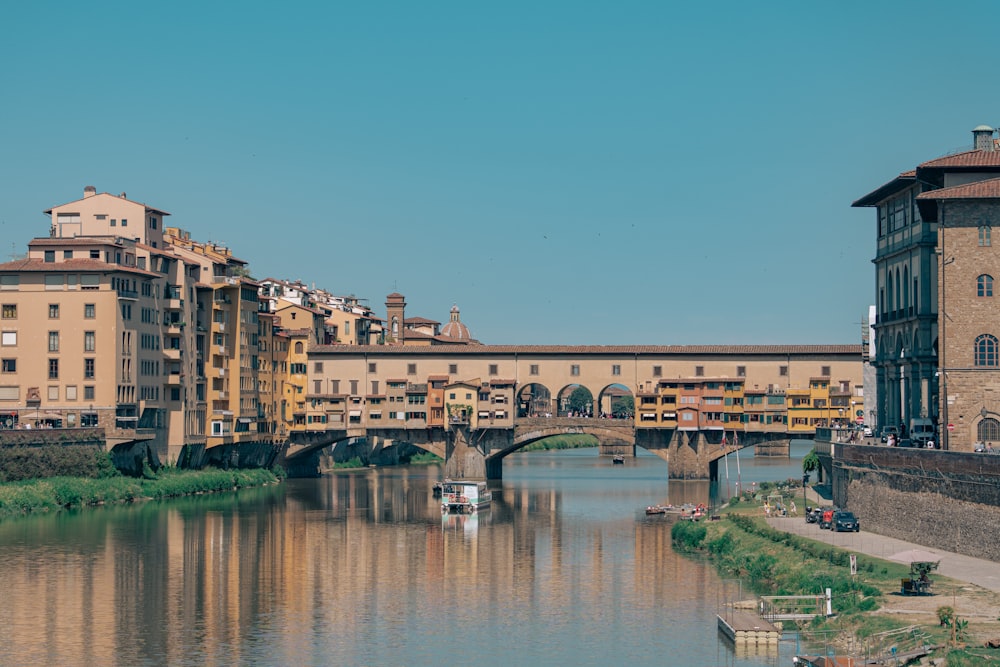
753, 438, 790, 457
668, 430, 714, 480
444, 428, 514, 480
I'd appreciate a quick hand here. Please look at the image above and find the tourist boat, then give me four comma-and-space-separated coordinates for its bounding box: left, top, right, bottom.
612, 455, 625, 464
440, 480, 492, 513
431, 478, 453, 497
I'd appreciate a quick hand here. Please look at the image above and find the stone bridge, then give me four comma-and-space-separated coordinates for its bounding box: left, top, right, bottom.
281, 417, 791, 480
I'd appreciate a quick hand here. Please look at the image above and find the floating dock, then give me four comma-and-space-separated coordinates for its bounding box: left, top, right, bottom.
717, 610, 781, 644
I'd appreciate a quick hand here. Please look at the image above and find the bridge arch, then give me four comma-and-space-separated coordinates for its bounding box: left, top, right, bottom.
555, 383, 595, 417
517, 382, 554, 417
596, 383, 634, 419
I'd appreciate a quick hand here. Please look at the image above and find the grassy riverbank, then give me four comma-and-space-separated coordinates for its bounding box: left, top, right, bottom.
672, 507, 1000, 664
0, 466, 283, 520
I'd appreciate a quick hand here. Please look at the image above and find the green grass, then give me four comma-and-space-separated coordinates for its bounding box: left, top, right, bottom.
0, 467, 280, 520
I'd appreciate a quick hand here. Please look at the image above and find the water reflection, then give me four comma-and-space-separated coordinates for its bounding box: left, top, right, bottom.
0, 445, 808, 666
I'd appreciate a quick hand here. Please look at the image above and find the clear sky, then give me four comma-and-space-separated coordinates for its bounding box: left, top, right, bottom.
3, 1, 999, 345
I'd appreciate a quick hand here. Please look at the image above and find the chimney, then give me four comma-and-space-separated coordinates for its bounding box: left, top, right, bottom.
84, 185, 96, 198
973, 125, 995, 151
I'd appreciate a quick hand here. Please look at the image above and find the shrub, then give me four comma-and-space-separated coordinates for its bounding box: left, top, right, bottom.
671, 520, 707, 551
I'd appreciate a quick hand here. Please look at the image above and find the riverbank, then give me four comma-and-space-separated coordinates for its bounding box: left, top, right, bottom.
0, 467, 282, 520
673, 505, 1000, 665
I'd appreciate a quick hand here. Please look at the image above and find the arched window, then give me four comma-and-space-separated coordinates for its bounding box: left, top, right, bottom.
978, 274, 994, 297
980, 225, 992, 247
903, 266, 910, 314
887, 273, 894, 316
978, 417, 1000, 444
294, 341, 303, 354
975, 334, 999, 367
895, 267, 901, 315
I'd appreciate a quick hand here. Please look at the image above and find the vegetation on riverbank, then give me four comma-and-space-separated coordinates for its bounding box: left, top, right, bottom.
672, 509, 1000, 663
0, 465, 282, 520
520, 434, 598, 451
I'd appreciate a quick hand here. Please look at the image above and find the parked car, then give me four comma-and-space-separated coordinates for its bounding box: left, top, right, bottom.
832, 510, 860, 532
820, 508, 836, 530
863, 426, 873, 437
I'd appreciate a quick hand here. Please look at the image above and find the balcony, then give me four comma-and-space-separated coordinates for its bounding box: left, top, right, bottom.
163, 347, 181, 361
165, 373, 182, 386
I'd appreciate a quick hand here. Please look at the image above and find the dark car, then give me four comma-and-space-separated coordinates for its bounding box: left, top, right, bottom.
833, 510, 860, 532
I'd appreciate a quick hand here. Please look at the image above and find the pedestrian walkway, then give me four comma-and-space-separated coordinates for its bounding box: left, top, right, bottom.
765, 513, 1000, 593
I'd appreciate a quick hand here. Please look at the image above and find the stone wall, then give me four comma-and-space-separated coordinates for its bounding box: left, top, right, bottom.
831, 443, 1000, 560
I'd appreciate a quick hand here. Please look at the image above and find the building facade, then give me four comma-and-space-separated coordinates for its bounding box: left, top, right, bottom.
854, 125, 1000, 449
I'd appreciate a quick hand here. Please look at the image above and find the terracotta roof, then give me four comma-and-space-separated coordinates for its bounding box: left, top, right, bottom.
0, 257, 159, 277
312, 344, 861, 356
406, 317, 440, 325
29, 237, 124, 247
916, 177, 1000, 200
918, 148, 1000, 169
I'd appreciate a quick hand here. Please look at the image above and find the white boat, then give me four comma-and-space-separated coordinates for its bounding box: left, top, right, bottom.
440, 480, 492, 513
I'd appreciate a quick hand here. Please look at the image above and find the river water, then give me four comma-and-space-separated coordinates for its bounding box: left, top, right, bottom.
0, 443, 814, 666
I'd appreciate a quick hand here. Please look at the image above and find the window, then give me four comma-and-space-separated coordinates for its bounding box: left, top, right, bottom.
1, 304, 15, 319
368, 362, 377, 373
84, 331, 95, 352
66, 385, 77, 400
48, 331, 59, 352
979, 275, 994, 297
653, 366, 662, 377
84, 358, 95, 378
695, 366, 704, 377
821, 366, 831, 376
408, 363, 417, 375
63, 250, 73, 260
314, 362, 323, 373
980, 225, 992, 247
44, 250, 55, 263
45, 275, 63, 290
48, 358, 59, 379
84, 386, 94, 400
489, 364, 498, 375
571, 364, 580, 376
530, 364, 539, 375
449, 364, 458, 374
149, 217, 157, 229
779, 365, 788, 376
1, 332, 15, 346
975, 334, 999, 367
121, 218, 128, 227
1, 359, 14, 373
90, 250, 100, 259
48, 386, 59, 400
48, 304, 59, 319
0, 276, 18, 290
612, 364, 621, 376
294, 341, 303, 354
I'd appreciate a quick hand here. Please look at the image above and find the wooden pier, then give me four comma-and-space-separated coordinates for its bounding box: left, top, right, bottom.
717, 609, 781, 644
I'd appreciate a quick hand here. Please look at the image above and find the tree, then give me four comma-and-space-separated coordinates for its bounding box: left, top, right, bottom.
612, 395, 634, 417
567, 386, 593, 415
802, 449, 820, 480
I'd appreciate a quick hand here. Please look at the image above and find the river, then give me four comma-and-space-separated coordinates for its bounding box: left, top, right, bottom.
0, 442, 815, 666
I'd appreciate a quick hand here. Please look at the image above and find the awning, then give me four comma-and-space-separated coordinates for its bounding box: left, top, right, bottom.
21, 410, 64, 420
349, 410, 361, 417
369, 411, 382, 417
237, 417, 253, 423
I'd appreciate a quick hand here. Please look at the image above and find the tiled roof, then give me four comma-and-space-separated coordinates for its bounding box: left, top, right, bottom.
852, 171, 917, 207
312, 344, 861, 356
406, 317, 440, 325
0, 257, 159, 277
919, 149, 1000, 169
29, 237, 124, 247
916, 177, 1000, 199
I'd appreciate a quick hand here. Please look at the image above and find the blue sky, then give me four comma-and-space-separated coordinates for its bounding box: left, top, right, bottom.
3, 1, 999, 345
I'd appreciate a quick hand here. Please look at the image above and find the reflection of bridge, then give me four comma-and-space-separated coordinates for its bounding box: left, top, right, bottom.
283, 416, 789, 480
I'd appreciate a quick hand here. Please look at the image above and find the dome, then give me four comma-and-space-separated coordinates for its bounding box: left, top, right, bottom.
440, 304, 472, 340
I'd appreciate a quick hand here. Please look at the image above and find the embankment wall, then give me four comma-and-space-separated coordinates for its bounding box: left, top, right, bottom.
830, 443, 1000, 561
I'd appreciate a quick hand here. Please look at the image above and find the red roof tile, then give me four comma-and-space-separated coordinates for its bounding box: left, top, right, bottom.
916, 177, 1000, 200
919, 149, 1000, 168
